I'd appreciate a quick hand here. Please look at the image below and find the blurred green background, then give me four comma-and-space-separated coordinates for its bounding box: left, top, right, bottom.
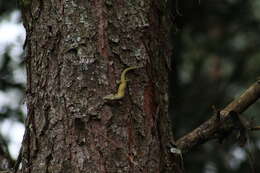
170, 0, 260, 172
0, 0, 260, 172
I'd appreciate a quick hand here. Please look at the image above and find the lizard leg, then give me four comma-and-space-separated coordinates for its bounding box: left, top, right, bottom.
125, 77, 130, 82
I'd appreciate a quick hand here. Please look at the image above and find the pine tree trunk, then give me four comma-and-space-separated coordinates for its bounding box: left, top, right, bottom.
20, 0, 182, 172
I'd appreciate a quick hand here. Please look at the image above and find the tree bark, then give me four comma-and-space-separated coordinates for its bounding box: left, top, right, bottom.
20, 0, 182, 172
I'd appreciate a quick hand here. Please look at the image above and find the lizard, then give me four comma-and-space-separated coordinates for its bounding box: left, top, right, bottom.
103, 66, 141, 100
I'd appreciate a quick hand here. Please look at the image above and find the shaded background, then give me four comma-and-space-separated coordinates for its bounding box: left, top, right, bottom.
0, 0, 26, 161
169, 0, 260, 172
0, 0, 260, 172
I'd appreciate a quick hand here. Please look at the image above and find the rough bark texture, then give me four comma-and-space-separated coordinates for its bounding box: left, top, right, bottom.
20, 0, 182, 172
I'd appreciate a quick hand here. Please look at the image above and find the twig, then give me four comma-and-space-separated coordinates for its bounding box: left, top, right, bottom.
176, 80, 260, 153
250, 126, 260, 131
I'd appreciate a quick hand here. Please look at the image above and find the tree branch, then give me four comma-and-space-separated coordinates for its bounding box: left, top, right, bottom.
176, 80, 260, 153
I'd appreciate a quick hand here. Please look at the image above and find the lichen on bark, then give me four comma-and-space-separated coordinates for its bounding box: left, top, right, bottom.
20, 0, 182, 172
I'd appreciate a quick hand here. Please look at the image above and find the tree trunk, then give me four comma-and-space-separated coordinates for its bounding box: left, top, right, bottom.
20, 0, 182, 172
